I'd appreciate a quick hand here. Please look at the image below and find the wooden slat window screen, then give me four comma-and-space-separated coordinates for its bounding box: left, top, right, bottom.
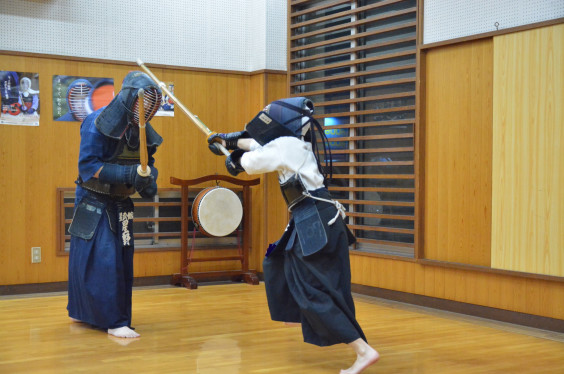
289, 0, 417, 257
56, 188, 242, 255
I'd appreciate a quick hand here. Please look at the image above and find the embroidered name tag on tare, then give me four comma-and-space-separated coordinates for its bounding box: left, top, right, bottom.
119, 211, 134, 246
292, 198, 328, 256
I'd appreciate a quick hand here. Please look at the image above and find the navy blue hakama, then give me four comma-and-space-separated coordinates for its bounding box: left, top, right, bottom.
67, 194, 135, 330
263, 189, 366, 347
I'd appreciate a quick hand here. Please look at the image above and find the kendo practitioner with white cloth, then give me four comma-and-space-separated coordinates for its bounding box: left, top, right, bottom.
67, 71, 163, 339
208, 97, 379, 373
18, 77, 39, 115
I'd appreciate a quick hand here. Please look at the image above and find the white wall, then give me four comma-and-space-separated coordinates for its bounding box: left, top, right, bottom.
0, 0, 287, 72
424, 0, 564, 44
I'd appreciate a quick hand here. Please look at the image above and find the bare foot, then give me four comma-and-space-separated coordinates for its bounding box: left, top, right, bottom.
340, 338, 379, 374
69, 317, 81, 323
107, 326, 140, 338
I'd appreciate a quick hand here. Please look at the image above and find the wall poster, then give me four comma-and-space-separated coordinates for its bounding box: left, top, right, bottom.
0, 71, 40, 126
52, 76, 114, 122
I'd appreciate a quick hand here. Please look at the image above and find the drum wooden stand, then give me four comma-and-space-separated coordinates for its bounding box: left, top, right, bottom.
170, 174, 260, 289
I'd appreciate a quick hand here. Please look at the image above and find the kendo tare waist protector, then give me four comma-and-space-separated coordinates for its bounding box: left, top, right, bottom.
68, 196, 105, 240
280, 174, 329, 256
292, 197, 328, 256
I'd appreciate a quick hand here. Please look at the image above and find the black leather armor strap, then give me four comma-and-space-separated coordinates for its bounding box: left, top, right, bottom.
78, 177, 135, 199
280, 174, 308, 211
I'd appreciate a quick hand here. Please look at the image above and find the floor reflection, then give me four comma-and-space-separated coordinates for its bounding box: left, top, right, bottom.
197, 336, 241, 373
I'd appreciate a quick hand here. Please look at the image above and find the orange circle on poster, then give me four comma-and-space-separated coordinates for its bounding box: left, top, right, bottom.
90, 84, 115, 111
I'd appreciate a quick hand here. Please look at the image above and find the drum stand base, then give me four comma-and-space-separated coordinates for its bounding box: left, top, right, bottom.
171, 274, 198, 289
171, 270, 259, 290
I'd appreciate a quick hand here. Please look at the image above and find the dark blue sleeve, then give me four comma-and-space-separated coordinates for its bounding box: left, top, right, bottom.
77, 115, 106, 182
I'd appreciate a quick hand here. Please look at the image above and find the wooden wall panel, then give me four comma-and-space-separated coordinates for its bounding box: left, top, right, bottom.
349, 27, 564, 322
491, 24, 564, 277
248, 72, 267, 273
0, 52, 286, 285
263, 72, 290, 254
423, 39, 493, 266
350, 254, 564, 320
247, 72, 289, 273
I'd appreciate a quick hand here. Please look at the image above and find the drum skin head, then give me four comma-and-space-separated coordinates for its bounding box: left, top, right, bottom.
192, 187, 243, 237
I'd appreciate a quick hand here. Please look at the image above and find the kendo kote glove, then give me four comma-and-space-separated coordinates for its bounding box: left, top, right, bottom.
207, 131, 251, 155
98, 163, 154, 192
138, 178, 158, 198
225, 149, 246, 176
137, 166, 159, 198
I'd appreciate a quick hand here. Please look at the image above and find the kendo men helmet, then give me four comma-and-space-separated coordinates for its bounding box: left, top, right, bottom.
245, 96, 333, 183
95, 71, 162, 139
245, 97, 315, 145
265, 97, 314, 138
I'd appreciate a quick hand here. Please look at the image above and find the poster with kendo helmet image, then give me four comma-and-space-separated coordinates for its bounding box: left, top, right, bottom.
154, 82, 174, 117
0, 71, 40, 126
52, 75, 115, 122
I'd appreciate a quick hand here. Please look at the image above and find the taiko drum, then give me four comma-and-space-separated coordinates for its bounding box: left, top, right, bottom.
191, 187, 243, 237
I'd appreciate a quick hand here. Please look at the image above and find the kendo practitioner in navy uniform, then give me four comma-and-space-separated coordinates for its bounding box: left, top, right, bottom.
67, 71, 163, 339
208, 97, 379, 373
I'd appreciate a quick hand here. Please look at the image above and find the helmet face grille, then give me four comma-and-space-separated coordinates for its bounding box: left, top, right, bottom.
67, 82, 92, 120
131, 87, 162, 125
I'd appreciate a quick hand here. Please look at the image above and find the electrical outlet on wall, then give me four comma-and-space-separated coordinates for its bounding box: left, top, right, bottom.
31, 247, 41, 263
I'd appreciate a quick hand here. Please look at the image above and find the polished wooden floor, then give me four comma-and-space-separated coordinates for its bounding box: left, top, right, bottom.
1, 283, 563, 373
